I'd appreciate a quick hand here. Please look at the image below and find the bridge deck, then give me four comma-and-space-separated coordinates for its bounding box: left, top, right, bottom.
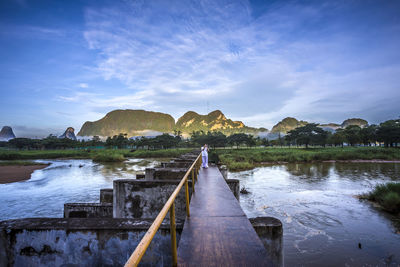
177, 166, 271, 267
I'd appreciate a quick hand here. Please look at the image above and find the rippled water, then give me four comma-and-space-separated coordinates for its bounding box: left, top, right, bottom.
1, 160, 399, 265
0, 158, 162, 220
229, 163, 400, 266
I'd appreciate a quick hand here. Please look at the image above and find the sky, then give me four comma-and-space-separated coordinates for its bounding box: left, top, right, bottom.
0, 0, 400, 138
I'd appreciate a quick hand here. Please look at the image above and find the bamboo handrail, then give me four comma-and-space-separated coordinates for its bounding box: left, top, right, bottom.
124, 153, 202, 267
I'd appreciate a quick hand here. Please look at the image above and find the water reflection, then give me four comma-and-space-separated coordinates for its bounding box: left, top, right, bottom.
230, 163, 400, 266
0, 158, 163, 220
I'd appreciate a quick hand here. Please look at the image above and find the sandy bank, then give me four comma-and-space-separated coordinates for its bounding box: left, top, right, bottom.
0, 164, 49, 184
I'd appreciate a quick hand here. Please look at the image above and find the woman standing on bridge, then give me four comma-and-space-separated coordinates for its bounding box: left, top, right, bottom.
201, 144, 209, 168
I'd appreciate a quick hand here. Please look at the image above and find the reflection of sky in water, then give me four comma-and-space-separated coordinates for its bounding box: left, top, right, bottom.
0, 158, 162, 220
230, 163, 400, 266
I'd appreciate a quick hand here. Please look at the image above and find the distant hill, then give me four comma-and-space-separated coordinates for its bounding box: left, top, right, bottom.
78, 110, 175, 137
59, 127, 77, 140
76, 108, 369, 138
0, 126, 16, 141
78, 109, 265, 137
271, 117, 308, 133
176, 110, 262, 135
341, 118, 368, 128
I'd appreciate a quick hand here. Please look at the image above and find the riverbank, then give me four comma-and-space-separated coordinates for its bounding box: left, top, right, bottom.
0, 148, 193, 162
360, 182, 400, 215
0, 163, 50, 184
213, 147, 400, 171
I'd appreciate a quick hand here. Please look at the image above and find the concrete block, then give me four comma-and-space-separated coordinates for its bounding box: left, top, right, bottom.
250, 217, 283, 267
100, 189, 113, 204
113, 179, 192, 221
64, 203, 113, 218
145, 168, 189, 180
0, 218, 184, 267
226, 179, 240, 201
136, 173, 145, 179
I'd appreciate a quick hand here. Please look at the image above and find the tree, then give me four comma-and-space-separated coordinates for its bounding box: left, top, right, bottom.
227, 133, 249, 148
344, 125, 361, 146
286, 123, 328, 148
377, 119, 400, 147
360, 125, 377, 146
330, 129, 345, 147
245, 135, 256, 147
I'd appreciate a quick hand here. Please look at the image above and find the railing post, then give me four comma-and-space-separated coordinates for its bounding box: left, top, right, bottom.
169, 202, 177, 267
191, 169, 195, 193
185, 178, 190, 217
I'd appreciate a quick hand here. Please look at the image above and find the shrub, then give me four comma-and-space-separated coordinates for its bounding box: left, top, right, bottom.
92, 152, 125, 162
366, 182, 400, 214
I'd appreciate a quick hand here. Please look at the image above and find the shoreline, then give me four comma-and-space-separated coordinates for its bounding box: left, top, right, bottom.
227, 159, 400, 172
0, 164, 50, 184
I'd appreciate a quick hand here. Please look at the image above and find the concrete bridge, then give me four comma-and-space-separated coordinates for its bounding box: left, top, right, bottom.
0, 151, 282, 266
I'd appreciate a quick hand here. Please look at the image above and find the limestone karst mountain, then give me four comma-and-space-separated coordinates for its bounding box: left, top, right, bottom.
77, 109, 369, 138
77, 109, 264, 137
341, 118, 368, 128
59, 127, 77, 140
176, 110, 262, 135
270, 117, 308, 133
78, 110, 175, 137
0, 126, 16, 141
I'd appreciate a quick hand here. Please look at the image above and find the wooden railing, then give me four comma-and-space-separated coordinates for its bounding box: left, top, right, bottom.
124, 153, 202, 267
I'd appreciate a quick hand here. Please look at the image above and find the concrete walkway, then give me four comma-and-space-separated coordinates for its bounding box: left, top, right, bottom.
177, 166, 271, 266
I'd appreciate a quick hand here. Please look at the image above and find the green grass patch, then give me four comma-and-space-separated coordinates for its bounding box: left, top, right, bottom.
128, 148, 193, 158
0, 148, 194, 162
214, 147, 400, 171
92, 151, 125, 163
365, 182, 400, 214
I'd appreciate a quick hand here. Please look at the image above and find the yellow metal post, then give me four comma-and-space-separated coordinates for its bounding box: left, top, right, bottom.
185, 179, 190, 217
169, 202, 177, 267
191, 169, 195, 193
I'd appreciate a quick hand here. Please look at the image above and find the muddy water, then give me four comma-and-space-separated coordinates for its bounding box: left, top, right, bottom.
0, 158, 163, 220
229, 163, 400, 266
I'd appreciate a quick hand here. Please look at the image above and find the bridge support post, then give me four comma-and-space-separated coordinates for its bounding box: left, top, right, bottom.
191, 170, 195, 193
185, 179, 190, 217
169, 202, 178, 267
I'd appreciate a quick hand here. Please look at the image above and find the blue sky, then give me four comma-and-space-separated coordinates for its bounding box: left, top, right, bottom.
1, 0, 399, 137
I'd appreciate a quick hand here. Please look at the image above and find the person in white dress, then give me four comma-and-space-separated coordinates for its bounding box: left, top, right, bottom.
201, 144, 209, 168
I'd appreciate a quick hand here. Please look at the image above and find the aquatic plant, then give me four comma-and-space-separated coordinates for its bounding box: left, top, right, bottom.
92, 152, 125, 162
366, 182, 400, 214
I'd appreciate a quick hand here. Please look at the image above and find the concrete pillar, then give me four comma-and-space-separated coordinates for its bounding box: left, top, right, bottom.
113, 179, 192, 221
100, 189, 113, 204
64, 203, 113, 218
226, 179, 240, 201
250, 217, 283, 267
136, 173, 145, 179
145, 168, 155, 180
219, 165, 228, 180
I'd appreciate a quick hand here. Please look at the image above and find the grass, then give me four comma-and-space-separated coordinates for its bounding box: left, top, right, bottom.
128, 148, 193, 158
213, 147, 400, 171
0, 148, 194, 162
363, 182, 400, 214
92, 151, 125, 162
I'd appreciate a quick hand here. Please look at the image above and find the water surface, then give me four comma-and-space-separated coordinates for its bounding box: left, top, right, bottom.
0, 158, 162, 220
229, 163, 400, 266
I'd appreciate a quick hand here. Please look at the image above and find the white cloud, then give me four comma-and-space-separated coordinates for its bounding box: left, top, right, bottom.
78, 83, 89, 88
76, 0, 400, 128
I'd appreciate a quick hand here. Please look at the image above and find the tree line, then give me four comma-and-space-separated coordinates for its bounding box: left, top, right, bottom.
1, 119, 399, 150
285, 119, 400, 148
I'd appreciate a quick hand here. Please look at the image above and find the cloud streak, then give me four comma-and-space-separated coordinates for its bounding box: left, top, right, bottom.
65, 0, 400, 128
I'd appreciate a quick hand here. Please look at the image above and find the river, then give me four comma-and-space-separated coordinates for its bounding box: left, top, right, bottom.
229, 162, 400, 266
0, 160, 399, 265
0, 158, 163, 220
